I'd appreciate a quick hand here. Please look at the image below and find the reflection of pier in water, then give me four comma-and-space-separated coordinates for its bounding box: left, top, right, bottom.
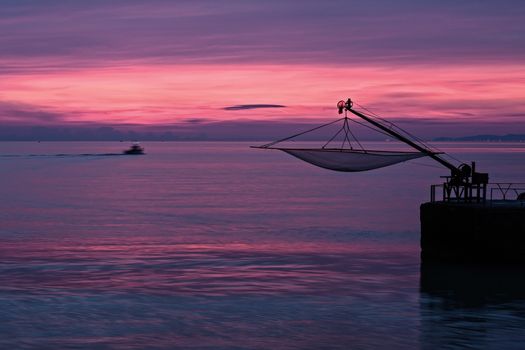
419, 263, 525, 349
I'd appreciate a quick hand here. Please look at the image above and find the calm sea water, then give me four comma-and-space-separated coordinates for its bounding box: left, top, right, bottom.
0, 141, 524, 349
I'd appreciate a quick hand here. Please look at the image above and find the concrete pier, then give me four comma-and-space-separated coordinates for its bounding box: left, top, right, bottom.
420, 201, 525, 262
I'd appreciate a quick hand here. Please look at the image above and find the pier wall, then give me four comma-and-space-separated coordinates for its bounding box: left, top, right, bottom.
420, 201, 525, 262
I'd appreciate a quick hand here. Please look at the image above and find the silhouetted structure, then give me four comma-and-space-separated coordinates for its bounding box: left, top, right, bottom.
339, 99, 524, 263
254, 98, 525, 263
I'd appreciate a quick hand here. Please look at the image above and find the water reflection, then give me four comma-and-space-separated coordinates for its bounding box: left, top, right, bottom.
1, 142, 525, 349
420, 263, 525, 349
0, 239, 421, 349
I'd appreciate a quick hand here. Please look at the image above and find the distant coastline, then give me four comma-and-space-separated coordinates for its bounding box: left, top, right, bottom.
433, 134, 525, 142
1, 124, 525, 142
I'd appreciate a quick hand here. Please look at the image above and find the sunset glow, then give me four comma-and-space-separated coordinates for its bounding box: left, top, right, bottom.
1, 1, 524, 137
2, 64, 525, 125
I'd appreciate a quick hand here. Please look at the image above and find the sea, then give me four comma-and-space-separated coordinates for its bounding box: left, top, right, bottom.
0, 141, 524, 350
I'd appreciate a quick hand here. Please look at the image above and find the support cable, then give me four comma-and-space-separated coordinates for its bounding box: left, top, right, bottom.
259, 117, 344, 148
322, 126, 345, 149
353, 102, 465, 165
344, 114, 365, 151
347, 117, 397, 139
341, 116, 353, 149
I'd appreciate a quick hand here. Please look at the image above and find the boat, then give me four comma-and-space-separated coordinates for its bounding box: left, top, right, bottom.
123, 143, 144, 155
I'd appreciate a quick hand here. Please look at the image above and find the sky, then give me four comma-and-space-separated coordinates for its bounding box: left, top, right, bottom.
1, 0, 524, 140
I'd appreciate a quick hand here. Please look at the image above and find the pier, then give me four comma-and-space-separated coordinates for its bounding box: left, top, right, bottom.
421, 183, 525, 263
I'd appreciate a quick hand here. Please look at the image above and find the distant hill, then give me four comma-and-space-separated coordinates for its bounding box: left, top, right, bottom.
434, 134, 525, 142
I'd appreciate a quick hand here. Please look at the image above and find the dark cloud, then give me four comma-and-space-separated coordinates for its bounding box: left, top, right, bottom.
0, 101, 66, 124
223, 104, 286, 111
181, 118, 211, 124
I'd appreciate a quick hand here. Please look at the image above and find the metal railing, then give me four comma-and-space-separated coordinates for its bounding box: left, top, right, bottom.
430, 182, 525, 203
489, 183, 525, 201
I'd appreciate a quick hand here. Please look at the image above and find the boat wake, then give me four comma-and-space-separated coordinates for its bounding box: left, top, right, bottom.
0, 153, 126, 158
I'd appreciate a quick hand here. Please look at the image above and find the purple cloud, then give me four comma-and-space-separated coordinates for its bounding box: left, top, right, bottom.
0, 101, 66, 125
1, 0, 524, 74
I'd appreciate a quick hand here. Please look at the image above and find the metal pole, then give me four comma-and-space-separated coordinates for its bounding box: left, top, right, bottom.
346, 106, 459, 175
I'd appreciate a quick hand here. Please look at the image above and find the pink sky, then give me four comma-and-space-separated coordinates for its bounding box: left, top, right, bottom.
2, 64, 524, 124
